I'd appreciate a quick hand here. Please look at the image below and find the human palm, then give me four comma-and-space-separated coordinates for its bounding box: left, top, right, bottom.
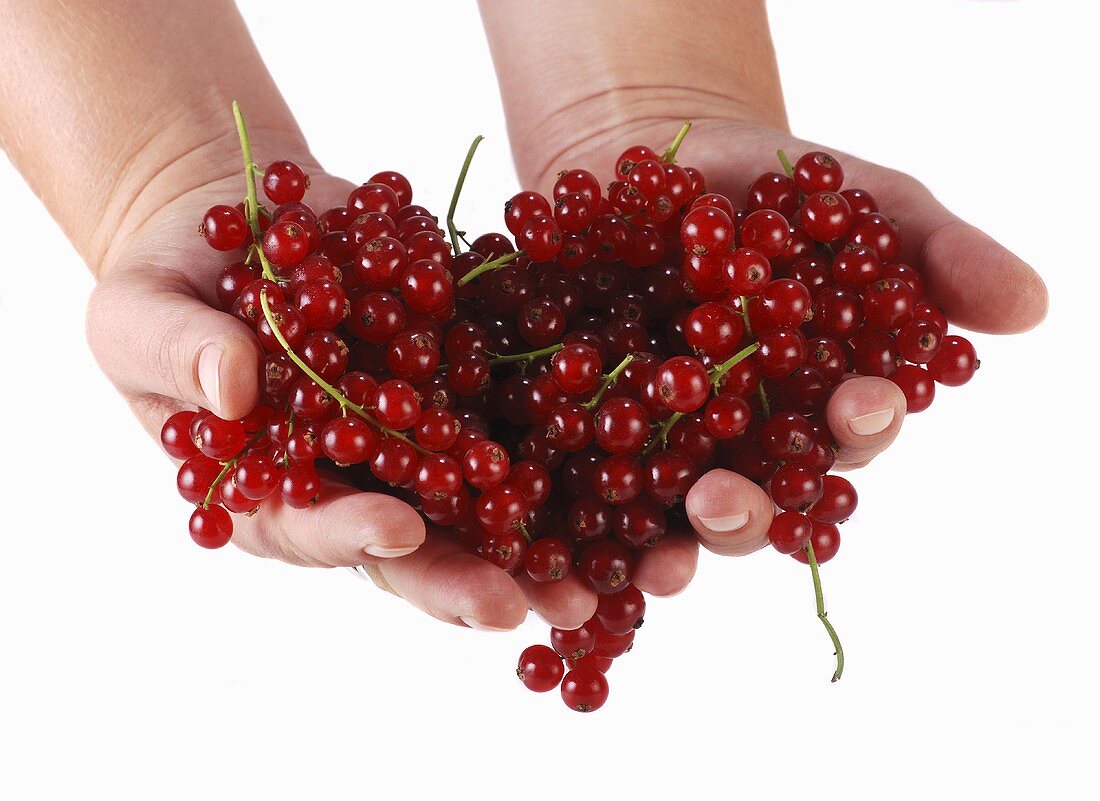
509, 116, 1047, 558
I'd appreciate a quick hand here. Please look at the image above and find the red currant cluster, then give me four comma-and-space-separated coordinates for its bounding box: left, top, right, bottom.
165, 105, 978, 712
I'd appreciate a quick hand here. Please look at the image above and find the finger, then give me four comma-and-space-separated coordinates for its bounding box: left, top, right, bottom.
632, 530, 699, 597
87, 265, 261, 419
516, 572, 598, 629
684, 468, 774, 556
232, 478, 426, 566
845, 166, 1048, 334
367, 534, 529, 631
826, 375, 907, 469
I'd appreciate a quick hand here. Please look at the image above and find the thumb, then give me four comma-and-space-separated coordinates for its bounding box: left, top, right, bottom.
87, 265, 261, 419
685, 468, 774, 556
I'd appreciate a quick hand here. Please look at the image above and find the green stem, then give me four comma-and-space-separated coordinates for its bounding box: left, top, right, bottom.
709, 342, 760, 390
201, 430, 268, 508
777, 149, 795, 179
757, 383, 772, 418
488, 342, 564, 366
805, 539, 845, 682
584, 354, 635, 410
661, 121, 693, 163
232, 101, 279, 282
258, 290, 429, 455
738, 295, 754, 338
456, 250, 524, 287
641, 411, 683, 457
447, 135, 484, 257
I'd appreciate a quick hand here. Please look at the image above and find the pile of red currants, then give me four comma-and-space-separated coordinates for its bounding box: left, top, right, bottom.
164, 104, 979, 712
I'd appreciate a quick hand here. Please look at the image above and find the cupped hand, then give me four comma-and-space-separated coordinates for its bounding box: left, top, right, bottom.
515, 116, 1049, 559
86, 150, 695, 632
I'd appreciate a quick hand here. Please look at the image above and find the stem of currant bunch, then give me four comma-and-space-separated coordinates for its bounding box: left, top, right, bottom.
661, 121, 693, 163
487, 342, 564, 366
456, 249, 525, 287
257, 291, 429, 455
583, 354, 635, 410
447, 135, 484, 256
730, 236, 843, 680
776, 149, 795, 179
807, 541, 844, 682
232, 101, 429, 456
232, 101, 281, 284
641, 341, 761, 458
201, 429, 269, 509
736, 296, 772, 417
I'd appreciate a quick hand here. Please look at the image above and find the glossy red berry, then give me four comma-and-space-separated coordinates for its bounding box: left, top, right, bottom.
517, 645, 564, 692
561, 666, 610, 713
595, 584, 646, 634
476, 483, 529, 533
262, 160, 309, 204
791, 521, 841, 564
769, 463, 824, 512
768, 511, 814, 554
580, 539, 633, 594
524, 537, 573, 582
927, 335, 979, 386
550, 622, 597, 660
793, 151, 844, 193
740, 209, 790, 258
189, 505, 233, 549
200, 205, 248, 251
810, 475, 858, 524
655, 356, 710, 413
890, 364, 936, 413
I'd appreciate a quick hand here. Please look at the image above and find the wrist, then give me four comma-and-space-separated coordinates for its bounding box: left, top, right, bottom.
479, 0, 787, 189
510, 87, 787, 191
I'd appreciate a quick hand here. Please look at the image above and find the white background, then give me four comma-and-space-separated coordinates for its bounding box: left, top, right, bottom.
1, 1, 1097, 799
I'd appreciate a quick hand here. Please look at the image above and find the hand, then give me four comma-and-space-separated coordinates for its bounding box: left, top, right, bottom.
89, 145, 695, 632
513, 116, 1048, 558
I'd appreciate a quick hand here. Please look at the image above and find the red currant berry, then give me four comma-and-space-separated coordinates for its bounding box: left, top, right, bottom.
810, 475, 858, 524
580, 539, 633, 594
280, 465, 321, 508
262, 160, 309, 205
769, 463, 824, 512
551, 621, 597, 660
558, 664, 611, 712
595, 584, 646, 635
262, 221, 310, 269
793, 151, 844, 193
189, 505, 233, 549
926, 335, 979, 386
476, 483, 529, 533
517, 644, 564, 692
740, 209, 790, 258
890, 364, 936, 413
233, 454, 280, 500
200, 205, 248, 251
655, 356, 710, 413
524, 537, 573, 582
801, 191, 852, 242
791, 521, 841, 564
161, 411, 199, 459
768, 511, 813, 554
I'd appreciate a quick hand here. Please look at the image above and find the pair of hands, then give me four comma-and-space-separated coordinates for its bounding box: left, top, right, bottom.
86, 115, 1047, 632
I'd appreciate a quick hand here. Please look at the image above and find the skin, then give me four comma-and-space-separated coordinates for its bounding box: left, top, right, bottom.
0, 1, 1047, 631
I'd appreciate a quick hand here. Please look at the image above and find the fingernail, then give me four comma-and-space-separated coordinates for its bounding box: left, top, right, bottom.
362, 544, 418, 558
197, 344, 224, 413
697, 510, 750, 533
848, 408, 895, 436
459, 615, 513, 632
